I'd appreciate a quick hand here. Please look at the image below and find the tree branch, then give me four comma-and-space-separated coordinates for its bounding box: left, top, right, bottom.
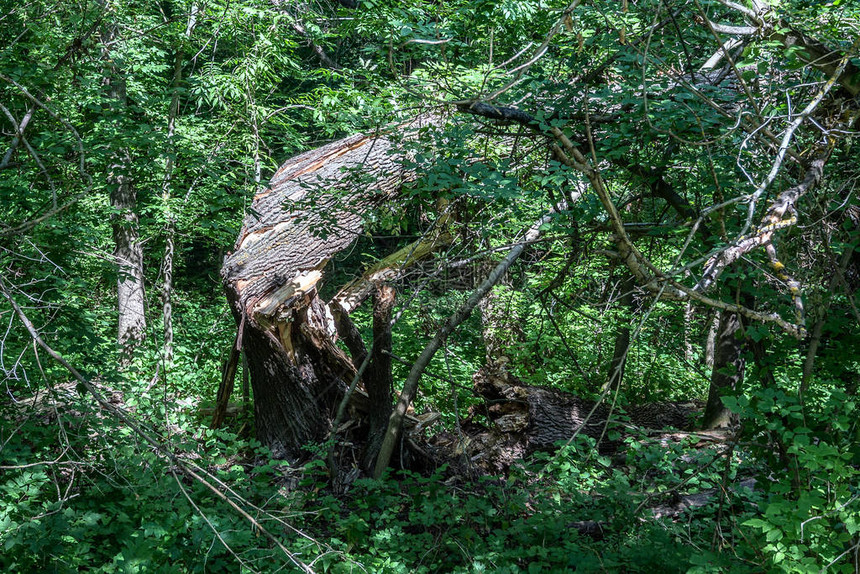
372, 196, 583, 478
0, 277, 316, 573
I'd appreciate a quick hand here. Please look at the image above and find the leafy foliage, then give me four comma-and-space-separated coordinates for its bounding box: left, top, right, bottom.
2, 0, 859, 571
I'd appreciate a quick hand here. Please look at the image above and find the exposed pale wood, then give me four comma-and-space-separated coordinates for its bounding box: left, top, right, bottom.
334, 228, 454, 313
221, 116, 441, 459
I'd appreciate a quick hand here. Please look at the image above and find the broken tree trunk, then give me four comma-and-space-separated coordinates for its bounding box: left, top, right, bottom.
426, 366, 703, 474
221, 117, 440, 460
373, 189, 587, 477
358, 284, 396, 470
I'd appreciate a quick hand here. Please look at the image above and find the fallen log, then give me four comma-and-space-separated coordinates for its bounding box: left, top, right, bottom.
422, 366, 706, 474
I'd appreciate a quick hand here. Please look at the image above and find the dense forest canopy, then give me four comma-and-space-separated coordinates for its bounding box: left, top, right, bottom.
2, 0, 859, 572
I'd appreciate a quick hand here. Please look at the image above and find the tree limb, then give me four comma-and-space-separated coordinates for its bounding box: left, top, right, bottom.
372, 196, 583, 478
0, 277, 316, 573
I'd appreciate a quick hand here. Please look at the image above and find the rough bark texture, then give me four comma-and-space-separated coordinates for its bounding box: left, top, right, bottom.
222, 117, 436, 459
604, 274, 636, 392
102, 21, 146, 364
159, 52, 183, 368
222, 114, 705, 470
111, 168, 146, 360
161, 9, 199, 367
425, 366, 702, 475
702, 310, 745, 429
239, 296, 347, 459
704, 309, 718, 369
161, 228, 175, 365
362, 284, 395, 470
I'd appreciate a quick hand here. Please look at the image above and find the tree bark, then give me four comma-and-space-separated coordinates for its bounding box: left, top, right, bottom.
159, 9, 198, 368
701, 310, 744, 429
704, 309, 718, 369
429, 365, 703, 474
159, 49, 182, 368
0, 105, 34, 170
221, 117, 437, 459
111, 160, 146, 363
101, 18, 145, 365
211, 335, 241, 429
373, 203, 580, 478
361, 284, 395, 470
603, 274, 636, 392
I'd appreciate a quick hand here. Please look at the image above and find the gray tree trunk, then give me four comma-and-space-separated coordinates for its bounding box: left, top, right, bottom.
701, 310, 744, 429
102, 19, 145, 364
603, 274, 636, 392
111, 160, 146, 362
704, 309, 718, 369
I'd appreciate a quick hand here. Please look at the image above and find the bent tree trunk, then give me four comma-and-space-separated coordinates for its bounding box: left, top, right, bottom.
221, 118, 437, 460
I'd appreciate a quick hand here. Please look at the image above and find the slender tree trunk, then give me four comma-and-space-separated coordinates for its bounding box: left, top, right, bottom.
701, 310, 744, 429
101, 18, 145, 365
0, 106, 34, 169
211, 335, 241, 429
684, 301, 696, 362
160, 5, 198, 367
242, 352, 250, 404
704, 309, 718, 369
361, 284, 395, 470
162, 229, 175, 365
603, 274, 635, 392
160, 52, 179, 365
